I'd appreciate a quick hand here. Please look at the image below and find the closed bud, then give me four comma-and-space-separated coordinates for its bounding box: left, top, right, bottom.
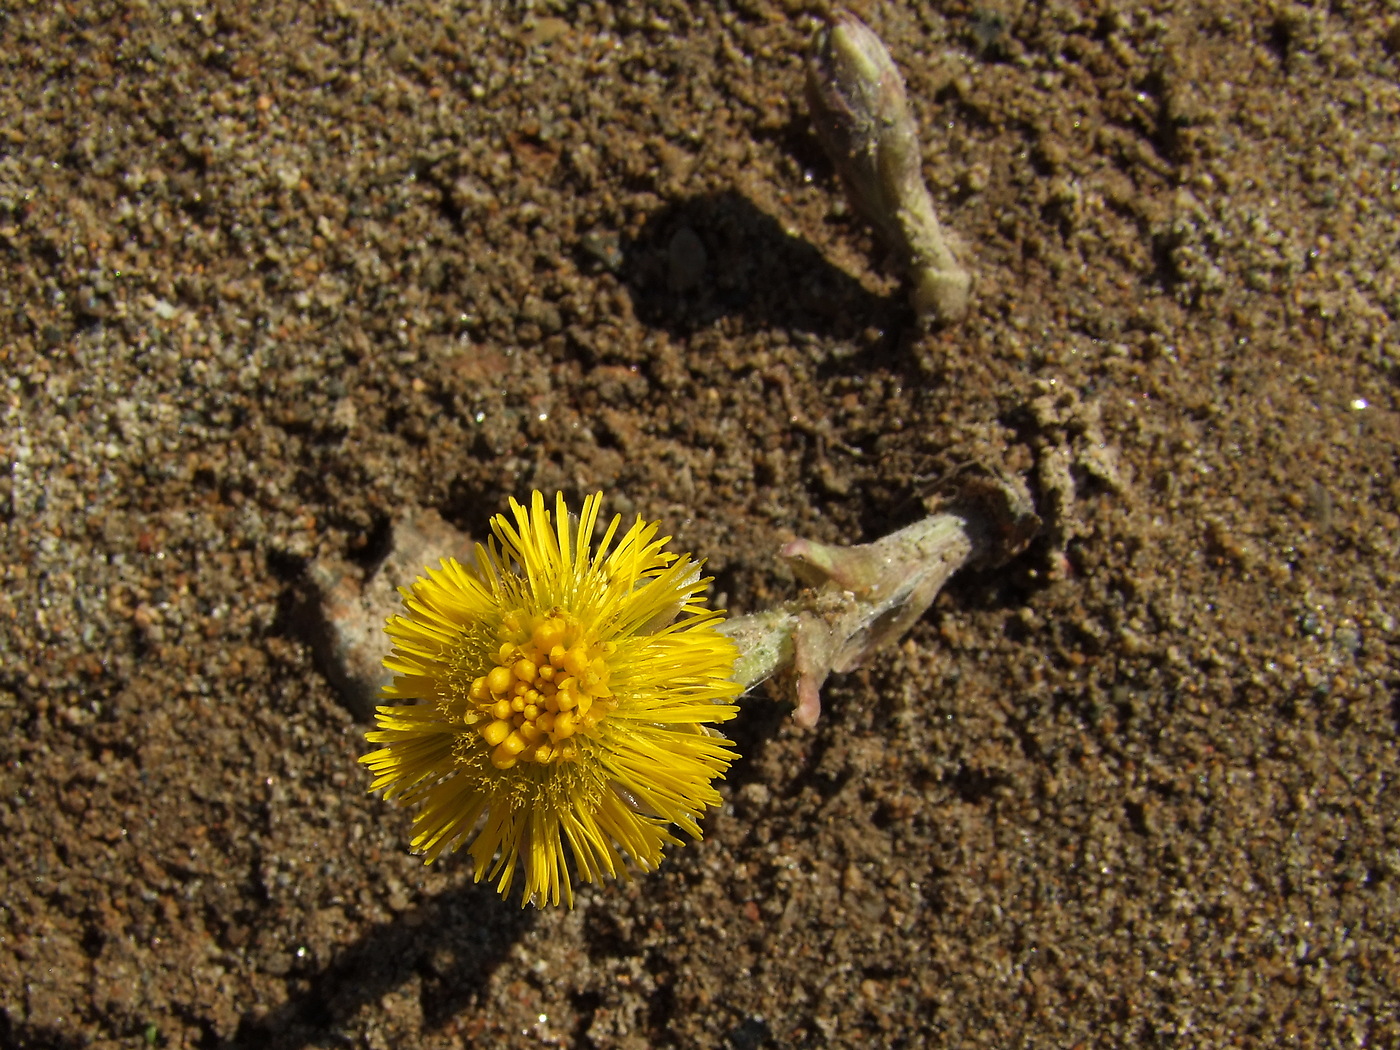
807, 9, 972, 324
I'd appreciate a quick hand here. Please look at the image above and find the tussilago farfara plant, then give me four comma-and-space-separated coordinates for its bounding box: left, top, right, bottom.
361, 11, 1036, 908
363, 478, 1035, 908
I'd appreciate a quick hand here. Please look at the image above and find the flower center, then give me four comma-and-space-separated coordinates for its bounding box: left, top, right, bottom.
469, 612, 615, 770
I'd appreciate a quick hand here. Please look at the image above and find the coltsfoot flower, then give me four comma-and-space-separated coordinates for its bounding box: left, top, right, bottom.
361, 491, 740, 907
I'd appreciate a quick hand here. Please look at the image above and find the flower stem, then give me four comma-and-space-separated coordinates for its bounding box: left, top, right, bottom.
719, 472, 1037, 725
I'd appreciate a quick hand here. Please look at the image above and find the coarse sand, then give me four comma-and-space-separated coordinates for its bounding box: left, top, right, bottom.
2, 2, 1398, 1047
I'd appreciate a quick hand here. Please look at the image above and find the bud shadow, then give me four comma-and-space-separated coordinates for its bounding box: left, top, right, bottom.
219, 880, 533, 1048
613, 190, 894, 340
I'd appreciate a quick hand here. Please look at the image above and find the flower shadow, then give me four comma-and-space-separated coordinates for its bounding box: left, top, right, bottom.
221, 880, 533, 1048
0, 1017, 93, 1050
611, 189, 895, 340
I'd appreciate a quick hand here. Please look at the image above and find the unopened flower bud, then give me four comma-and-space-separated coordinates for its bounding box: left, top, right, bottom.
807, 9, 972, 324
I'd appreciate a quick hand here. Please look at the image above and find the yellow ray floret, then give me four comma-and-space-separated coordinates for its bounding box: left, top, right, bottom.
360, 491, 741, 907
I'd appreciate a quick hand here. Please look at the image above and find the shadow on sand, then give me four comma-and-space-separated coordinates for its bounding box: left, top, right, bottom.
611, 189, 899, 341
221, 879, 532, 1048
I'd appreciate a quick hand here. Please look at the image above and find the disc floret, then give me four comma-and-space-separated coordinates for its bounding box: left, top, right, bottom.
471, 612, 616, 769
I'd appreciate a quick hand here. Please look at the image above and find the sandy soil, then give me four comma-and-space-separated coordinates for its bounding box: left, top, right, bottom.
3, 1, 1399, 1047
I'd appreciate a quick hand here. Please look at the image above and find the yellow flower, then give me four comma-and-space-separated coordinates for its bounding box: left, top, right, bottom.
361, 491, 741, 907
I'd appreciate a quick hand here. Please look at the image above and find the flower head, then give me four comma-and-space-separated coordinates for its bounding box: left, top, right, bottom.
361, 491, 740, 907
